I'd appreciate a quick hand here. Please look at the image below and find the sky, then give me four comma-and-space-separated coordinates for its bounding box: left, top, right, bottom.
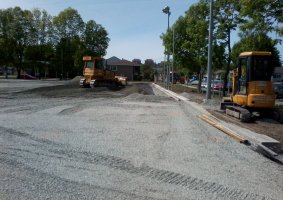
1, 0, 282, 64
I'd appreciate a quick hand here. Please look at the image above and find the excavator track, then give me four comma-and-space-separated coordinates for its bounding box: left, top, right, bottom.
225, 106, 251, 122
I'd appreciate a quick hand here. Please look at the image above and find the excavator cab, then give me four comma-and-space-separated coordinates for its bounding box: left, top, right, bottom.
232, 52, 275, 108
84, 57, 104, 70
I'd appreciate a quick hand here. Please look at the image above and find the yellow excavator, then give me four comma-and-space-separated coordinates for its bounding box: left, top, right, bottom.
79, 56, 127, 88
221, 51, 283, 123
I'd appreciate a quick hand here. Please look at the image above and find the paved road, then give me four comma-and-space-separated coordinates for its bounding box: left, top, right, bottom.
0, 80, 282, 200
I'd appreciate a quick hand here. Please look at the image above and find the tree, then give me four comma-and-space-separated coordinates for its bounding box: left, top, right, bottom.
183, 1, 209, 91
31, 8, 53, 45
161, 1, 209, 92
232, 33, 281, 68
0, 7, 36, 78
0, 6, 110, 79
142, 59, 155, 81
83, 20, 109, 56
237, 0, 283, 70
0, 9, 14, 67
239, 0, 283, 37
24, 9, 54, 77
214, 0, 242, 95
52, 7, 84, 41
53, 7, 84, 78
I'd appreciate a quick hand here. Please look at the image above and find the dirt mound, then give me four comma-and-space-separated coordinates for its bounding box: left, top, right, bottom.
15, 82, 159, 100
66, 76, 83, 86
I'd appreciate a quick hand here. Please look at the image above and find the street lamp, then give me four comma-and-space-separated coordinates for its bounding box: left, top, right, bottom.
206, 0, 214, 100
162, 6, 171, 89
162, 6, 171, 31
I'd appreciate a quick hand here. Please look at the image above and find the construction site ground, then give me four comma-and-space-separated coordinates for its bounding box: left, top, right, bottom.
1, 78, 282, 199
169, 84, 283, 150
12, 78, 283, 149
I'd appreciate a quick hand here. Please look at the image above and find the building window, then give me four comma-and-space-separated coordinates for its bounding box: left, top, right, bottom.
111, 66, 117, 71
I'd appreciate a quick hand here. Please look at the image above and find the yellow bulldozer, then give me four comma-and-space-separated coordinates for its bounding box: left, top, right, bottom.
221, 51, 283, 123
79, 56, 128, 88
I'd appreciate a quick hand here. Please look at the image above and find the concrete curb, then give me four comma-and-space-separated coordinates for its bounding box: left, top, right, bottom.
151, 83, 188, 101
204, 114, 283, 164
152, 83, 283, 164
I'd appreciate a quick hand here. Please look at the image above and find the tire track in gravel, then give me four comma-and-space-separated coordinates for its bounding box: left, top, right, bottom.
0, 126, 273, 200
49, 149, 272, 200
0, 156, 164, 200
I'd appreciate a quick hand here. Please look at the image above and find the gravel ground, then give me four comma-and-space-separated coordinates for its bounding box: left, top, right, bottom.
0, 79, 282, 200
173, 85, 283, 150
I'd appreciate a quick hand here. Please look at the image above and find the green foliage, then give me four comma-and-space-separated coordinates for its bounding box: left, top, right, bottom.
53, 7, 84, 40
141, 60, 156, 81
0, 7, 36, 78
0, 6, 110, 78
231, 33, 281, 67
161, 1, 209, 76
161, 0, 282, 95
239, 0, 283, 37
83, 20, 110, 56
0, 9, 14, 65
52, 8, 85, 78
213, 0, 243, 95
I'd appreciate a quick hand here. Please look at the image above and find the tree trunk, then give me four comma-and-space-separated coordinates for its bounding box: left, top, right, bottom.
197, 67, 204, 93
16, 52, 23, 79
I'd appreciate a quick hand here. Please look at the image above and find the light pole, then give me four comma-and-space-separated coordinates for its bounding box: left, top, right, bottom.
162, 6, 170, 89
172, 26, 175, 87
206, 0, 214, 100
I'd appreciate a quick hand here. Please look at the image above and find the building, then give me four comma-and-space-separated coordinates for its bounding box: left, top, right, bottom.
106, 57, 141, 81
272, 66, 283, 82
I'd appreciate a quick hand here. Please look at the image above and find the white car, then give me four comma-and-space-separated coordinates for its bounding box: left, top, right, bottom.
188, 80, 199, 85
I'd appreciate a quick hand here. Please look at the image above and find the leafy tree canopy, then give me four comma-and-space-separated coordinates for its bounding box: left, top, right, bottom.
0, 6, 110, 78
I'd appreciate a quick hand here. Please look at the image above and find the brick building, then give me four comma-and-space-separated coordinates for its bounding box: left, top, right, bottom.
106, 57, 141, 81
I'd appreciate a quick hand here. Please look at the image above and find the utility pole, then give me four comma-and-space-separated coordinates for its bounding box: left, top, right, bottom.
206, 0, 214, 100
172, 26, 175, 87
163, 6, 171, 89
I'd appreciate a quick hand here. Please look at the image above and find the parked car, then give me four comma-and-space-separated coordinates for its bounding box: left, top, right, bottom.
273, 82, 283, 99
201, 81, 207, 91
188, 79, 199, 85
211, 80, 224, 91
201, 80, 224, 92
19, 74, 36, 80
